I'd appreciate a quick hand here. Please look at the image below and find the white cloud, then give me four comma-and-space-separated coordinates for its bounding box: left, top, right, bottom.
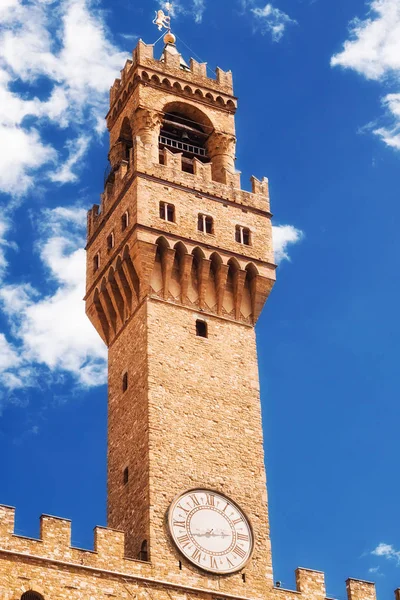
272, 224, 304, 264
250, 3, 296, 41
331, 0, 400, 151
0, 0, 126, 196
372, 542, 400, 560
157, 0, 206, 24
0, 206, 107, 389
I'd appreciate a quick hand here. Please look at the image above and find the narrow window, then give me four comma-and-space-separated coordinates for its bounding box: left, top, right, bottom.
235, 225, 251, 246
159, 202, 175, 222
123, 467, 129, 485
198, 214, 213, 234
122, 372, 128, 392
139, 539, 149, 561
196, 320, 208, 338
107, 232, 115, 250
93, 253, 100, 272
121, 211, 129, 231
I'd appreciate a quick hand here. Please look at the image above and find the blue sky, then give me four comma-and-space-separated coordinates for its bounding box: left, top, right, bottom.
0, 0, 400, 596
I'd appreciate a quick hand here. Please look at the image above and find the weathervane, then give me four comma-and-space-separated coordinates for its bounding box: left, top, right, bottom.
153, 2, 176, 44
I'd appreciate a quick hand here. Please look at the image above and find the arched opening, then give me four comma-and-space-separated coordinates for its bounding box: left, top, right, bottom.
223, 259, 239, 317
151, 237, 170, 296
159, 102, 213, 174
21, 592, 44, 600
206, 252, 222, 312
243, 263, 258, 323
119, 117, 133, 165
139, 539, 149, 561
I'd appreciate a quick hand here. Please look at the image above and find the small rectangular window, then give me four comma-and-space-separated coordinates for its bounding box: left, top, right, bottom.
235, 225, 251, 246
122, 372, 128, 392
123, 467, 129, 485
160, 202, 175, 222
196, 320, 208, 338
198, 214, 213, 234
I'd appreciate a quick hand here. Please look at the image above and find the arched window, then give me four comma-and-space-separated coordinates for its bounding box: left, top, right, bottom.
93, 253, 100, 272
121, 211, 129, 231
119, 117, 133, 165
21, 593, 44, 600
107, 232, 115, 250
139, 539, 149, 561
158, 108, 212, 174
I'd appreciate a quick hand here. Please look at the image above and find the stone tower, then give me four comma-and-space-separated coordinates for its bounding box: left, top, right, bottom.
85, 38, 276, 593
0, 36, 383, 600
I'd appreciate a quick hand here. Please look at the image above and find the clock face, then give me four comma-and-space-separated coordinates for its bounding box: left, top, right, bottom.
168, 489, 254, 574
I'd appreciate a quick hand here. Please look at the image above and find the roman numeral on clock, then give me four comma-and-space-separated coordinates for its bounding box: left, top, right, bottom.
206, 493, 215, 506
210, 556, 219, 569
173, 520, 186, 528
190, 494, 200, 506
192, 548, 203, 563
233, 545, 246, 559
237, 533, 249, 541
177, 534, 191, 548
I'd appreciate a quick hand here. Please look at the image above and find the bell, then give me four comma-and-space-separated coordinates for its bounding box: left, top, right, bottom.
181, 131, 190, 141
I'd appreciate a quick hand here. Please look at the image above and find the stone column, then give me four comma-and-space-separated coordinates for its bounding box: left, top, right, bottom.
206, 131, 236, 183
133, 108, 163, 166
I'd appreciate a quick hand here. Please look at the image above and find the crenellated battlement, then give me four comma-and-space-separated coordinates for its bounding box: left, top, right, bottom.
107, 40, 236, 129
0, 505, 389, 600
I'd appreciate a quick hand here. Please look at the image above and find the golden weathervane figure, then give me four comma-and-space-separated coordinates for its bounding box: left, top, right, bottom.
153, 2, 176, 44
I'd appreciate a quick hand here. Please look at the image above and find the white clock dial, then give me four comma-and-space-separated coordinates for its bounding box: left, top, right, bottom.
168, 489, 254, 574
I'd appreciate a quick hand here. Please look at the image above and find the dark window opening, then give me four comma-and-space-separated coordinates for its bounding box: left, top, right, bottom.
93, 253, 100, 272
196, 320, 208, 338
122, 372, 128, 392
121, 211, 129, 231
21, 594, 44, 600
123, 467, 129, 485
198, 214, 213, 234
235, 225, 251, 246
107, 232, 114, 250
179, 560, 182, 570
242, 574, 246, 583
139, 539, 149, 561
159, 111, 211, 167
160, 202, 175, 222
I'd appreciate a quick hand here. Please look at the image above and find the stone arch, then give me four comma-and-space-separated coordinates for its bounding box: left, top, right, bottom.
151, 74, 161, 85
129, 81, 134, 92
223, 258, 240, 316
94, 287, 110, 344
243, 263, 259, 322
100, 277, 117, 332
173, 81, 182, 92
216, 95, 225, 106
119, 116, 133, 163
194, 88, 204, 98
227, 99, 236, 110
141, 71, 149, 81
151, 237, 170, 296
183, 85, 193, 95
205, 92, 214, 102
162, 77, 172, 88
123, 90, 127, 102
122, 245, 140, 301
206, 252, 223, 312
107, 266, 125, 323
116, 255, 133, 312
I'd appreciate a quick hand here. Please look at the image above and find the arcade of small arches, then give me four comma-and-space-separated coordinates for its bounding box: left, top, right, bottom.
90, 238, 265, 345
109, 70, 236, 126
